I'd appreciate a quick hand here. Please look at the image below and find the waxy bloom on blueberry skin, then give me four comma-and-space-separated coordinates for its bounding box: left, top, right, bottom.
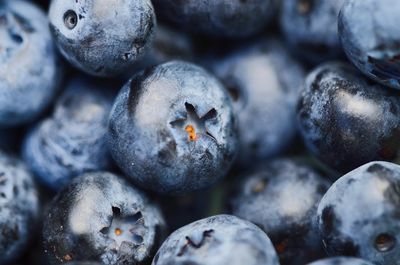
152, 215, 280, 265
0, 151, 40, 265
108, 61, 238, 195
43, 172, 166, 265
339, 0, 400, 89
0, 0, 61, 127
297, 62, 400, 172
232, 159, 331, 265
48, 0, 156, 77
306, 257, 375, 265
152, 0, 278, 38
23, 77, 114, 191
210, 39, 305, 168
318, 161, 400, 265
280, 0, 345, 63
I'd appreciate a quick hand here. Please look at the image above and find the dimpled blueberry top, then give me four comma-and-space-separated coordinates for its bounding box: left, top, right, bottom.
152, 0, 278, 38
23, 78, 114, 191
43, 172, 166, 265
317, 161, 400, 264
152, 215, 279, 265
0, 151, 39, 265
0, 0, 61, 127
339, 0, 400, 89
210, 39, 305, 168
232, 159, 331, 265
108, 61, 238, 195
48, 0, 155, 77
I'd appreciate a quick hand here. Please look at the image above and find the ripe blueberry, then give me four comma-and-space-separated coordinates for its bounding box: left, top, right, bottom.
108, 61, 238, 195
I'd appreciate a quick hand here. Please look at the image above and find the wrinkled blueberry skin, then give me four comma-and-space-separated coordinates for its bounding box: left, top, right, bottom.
0, 0, 61, 127
152, 0, 278, 38
152, 215, 279, 265
22, 78, 114, 191
297, 62, 400, 172
307, 257, 374, 265
232, 159, 331, 265
210, 40, 304, 168
339, 0, 400, 89
280, 0, 345, 63
0, 151, 39, 265
317, 161, 400, 264
43, 172, 166, 265
108, 61, 238, 195
49, 0, 156, 77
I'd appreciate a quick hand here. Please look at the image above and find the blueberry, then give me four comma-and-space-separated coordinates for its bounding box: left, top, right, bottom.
48, 0, 156, 77
152, 214, 280, 265
306, 257, 374, 265
317, 161, 400, 264
0, 151, 40, 265
108, 61, 238, 195
297, 62, 400, 172
152, 0, 278, 38
43, 171, 166, 265
231, 159, 331, 265
0, 0, 61, 127
210, 39, 305, 168
22, 77, 114, 191
339, 0, 400, 89
280, 0, 345, 63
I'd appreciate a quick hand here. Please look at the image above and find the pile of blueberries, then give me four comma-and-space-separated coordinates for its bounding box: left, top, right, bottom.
1, 0, 400, 265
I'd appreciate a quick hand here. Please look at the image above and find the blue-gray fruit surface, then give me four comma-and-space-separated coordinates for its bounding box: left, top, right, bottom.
318, 161, 400, 264
280, 0, 345, 63
108, 61, 238, 195
0, 0, 61, 127
339, 0, 400, 89
43, 171, 166, 265
297, 62, 400, 172
306, 257, 374, 265
232, 159, 331, 265
0, 151, 39, 265
152, 0, 278, 38
152, 214, 280, 265
23, 77, 114, 191
210, 39, 304, 168
48, 0, 156, 77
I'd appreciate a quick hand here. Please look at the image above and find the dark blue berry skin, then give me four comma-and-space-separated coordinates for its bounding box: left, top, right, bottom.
317, 161, 400, 264
65, 263, 102, 265
130, 24, 195, 75
339, 0, 400, 89
231, 159, 331, 265
210, 39, 305, 169
48, 0, 156, 77
108, 61, 238, 195
22, 77, 114, 191
280, 0, 345, 64
152, 215, 280, 265
0, 151, 39, 265
151, 0, 278, 38
0, 0, 61, 127
306, 257, 374, 265
297, 62, 400, 172
43, 172, 166, 265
